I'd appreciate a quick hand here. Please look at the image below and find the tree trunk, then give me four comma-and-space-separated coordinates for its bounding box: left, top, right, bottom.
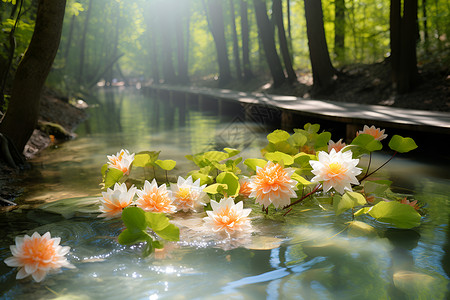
205, 0, 232, 86
390, 0, 419, 94
229, 0, 242, 80
398, 0, 419, 93
273, 0, 297, 83
240, 0, 253, 80
159, 1, 177, 84
334, 0, 345, 62
175, 3, 189, 84
422, 0, 429, 53
253, 0, 286, 87
286, 0, 293, 62
304, 0, 335, 94
0, 0, 67, 152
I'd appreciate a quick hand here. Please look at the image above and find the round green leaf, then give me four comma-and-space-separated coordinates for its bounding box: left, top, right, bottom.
244, 158, 267, 171
267, 130, 290, 144
368, 201, 421, 229
388, 135, 418, 153
216, 171, 240, 197
264, 151, 294, 165
155, 159, 176, 171
122, 207, 147, 230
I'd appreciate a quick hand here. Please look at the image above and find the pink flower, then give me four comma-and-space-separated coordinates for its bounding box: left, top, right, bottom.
400, 198, 419, 210
248, 161, 297, 209
357, 125, 388, 141
4, 232, 75, 282
203, 197, 252, 236
107, 149, 135, 175
98, 183, 137, 219
328, 139, 346, 153
136, 179, 176, 214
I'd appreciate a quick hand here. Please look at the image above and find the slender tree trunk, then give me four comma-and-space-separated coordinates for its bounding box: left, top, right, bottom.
273, 0, 297, 83
398, 0, 419, 93
0, 0, 67, 152
422, 0, 429, 54
286, 0, 293, 62
63, 15, 76, 66
304, 0, 335, 94
229, 0, 242, 80
159, 2, 177, 84
390, 0, 401, 85
78, 0, 93, 85
240, 0, 253, 80
334, 0, 345, 62
253, 0, 286, 87
205, 0, 232, 86
175, 3, 189, 84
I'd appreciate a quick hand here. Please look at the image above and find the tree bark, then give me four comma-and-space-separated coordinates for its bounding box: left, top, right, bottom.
205, 0, 232, 86
398, 0, 419, 93
240, 0, 253, 80
334, 0, 345, 62
0, 0, 67, 152
229, 0, 242, 80
273, 0, 297, 83
304, 0, 335, 94
78, 0, 93, 85
253, 0, 286, 87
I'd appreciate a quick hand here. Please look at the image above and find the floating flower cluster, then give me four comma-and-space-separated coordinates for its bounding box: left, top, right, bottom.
5, 124, 421, 283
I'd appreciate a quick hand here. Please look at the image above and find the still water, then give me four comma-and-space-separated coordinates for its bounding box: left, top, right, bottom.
1, 88, 449, 299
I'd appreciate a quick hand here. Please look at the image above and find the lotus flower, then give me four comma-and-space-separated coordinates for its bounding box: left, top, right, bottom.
310, 149, 362, 194
107, 149, 135, 175
98, 182, 137, 219
357, 125, 388, 141
171, 176, 208, 212
136, 179, 176, 214
248, 161, 297, 209
4, 232, 75, 282
400, 197, 420, 210
238, 176, 252, 198
328, 139, 346, 153
203, 197, 252, 236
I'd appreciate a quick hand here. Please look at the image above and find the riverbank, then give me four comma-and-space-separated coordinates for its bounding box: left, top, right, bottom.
0, 90, 87, 206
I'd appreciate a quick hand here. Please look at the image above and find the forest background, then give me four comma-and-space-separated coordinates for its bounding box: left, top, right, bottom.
0, 0, 449, 160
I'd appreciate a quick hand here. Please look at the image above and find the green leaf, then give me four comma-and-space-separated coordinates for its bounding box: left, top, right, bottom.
267, 130, 290, 144
216, 171, 240, 197
294, 153, 316, 167
363, 181, 390, 195
203, 183, 227, 194
388, 135, 418, 153
289, 132, 307, 147
351, 134, 383, 152
154, 223, 180, 241
333, 192, 367, 215
244, 158, 267, 171
204, 151, 229, 162
145, 212, 170, 232
188, 171, 214, 185
264, 151, 294, 165
315, 132, 332, 150
133, 151, 160, 167
101, 163, 108, 177
291, 172, 312, 186
118, 229, 149, 245
155, 159, 176, 171
122, 207, 147, 230
368, 201, 421, 229
104, 167, 124, 189
224, 148, 240, 157
354, 206, 373, 217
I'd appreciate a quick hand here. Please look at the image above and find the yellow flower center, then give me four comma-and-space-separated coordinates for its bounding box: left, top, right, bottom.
176, 187, 191, 201
328, 162, 345, 175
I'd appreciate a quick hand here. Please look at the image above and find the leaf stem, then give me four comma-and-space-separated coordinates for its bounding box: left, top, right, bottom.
283, 184, 322, 212
360, 151, 397, 182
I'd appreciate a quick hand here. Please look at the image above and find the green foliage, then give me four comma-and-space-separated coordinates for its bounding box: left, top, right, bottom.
243, 158, 267, 172
133, 151, 160, 168
155, 159, 176, 171
388, 135, 418, 153
355, 201, 421, 229
333, 192, 367, 215
102, 166, 124, 189
118, 207, 179, 256
216, 171, 240, 197
348, 134, 383, 157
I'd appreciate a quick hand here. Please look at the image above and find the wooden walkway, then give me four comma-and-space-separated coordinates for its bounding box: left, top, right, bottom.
145, 85, 450, 137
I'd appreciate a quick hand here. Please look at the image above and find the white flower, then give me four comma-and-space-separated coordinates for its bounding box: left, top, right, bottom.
310, 149, 362, 194
248, 161, 297, 209
4, 232, 75, 282
171, 176, 208, 212
203, 197, 252, 236
107, 149, 135, 175
136, 179, 176, 214
98, 183, 137, 219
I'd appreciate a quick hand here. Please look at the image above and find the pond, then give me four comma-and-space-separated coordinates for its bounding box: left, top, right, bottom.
1, 88, 449, 299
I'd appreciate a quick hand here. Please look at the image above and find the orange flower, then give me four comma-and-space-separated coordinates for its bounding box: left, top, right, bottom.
107, 149, 135, 175
357, 125, 388, 141
136, 179, 176, 214
98, 183, 137, 219
238, 176, 252, 197
248, 161, 297, 209
4, 232, 75, 282
400, 198, 420, 210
